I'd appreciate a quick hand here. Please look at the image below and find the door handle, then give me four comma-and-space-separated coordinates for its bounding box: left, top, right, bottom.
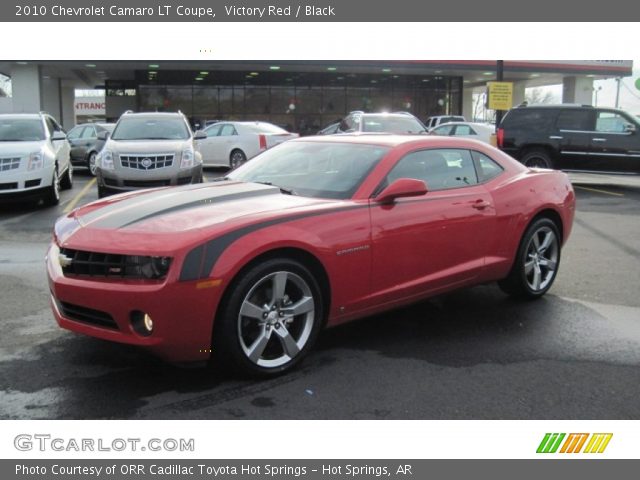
549, 135, 563, 140
471, 200, 491, 210
592, 138, 607, 142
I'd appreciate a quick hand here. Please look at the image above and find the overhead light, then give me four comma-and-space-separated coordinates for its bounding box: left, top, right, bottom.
16, 61, 28, 65
250, 72, 259, 76
393, 75, 399, 79
85, 64, 96, 68
195, 77, 204, 81
482, 72, 493, 76
382, 68, 392, 73
285, 78, 293, 82
422, 79, 430, 82
463, 80, 470, 84
327, 67, 337, 71
530, 73, 540, 78
370, 80, 377, 84
269, 66, 280, 70
245, 75, 252, 78
336, 76, 344, 80
148, 71, 157, 75
435, 70, 443, 74
200, 71, 209, 75
148, 64, 160, 69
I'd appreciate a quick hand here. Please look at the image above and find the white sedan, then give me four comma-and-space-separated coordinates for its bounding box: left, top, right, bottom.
428, 121, 495, 144
196, 121, 298, 168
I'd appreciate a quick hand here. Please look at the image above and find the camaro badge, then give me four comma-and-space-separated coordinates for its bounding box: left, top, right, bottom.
58, 253, 73, 268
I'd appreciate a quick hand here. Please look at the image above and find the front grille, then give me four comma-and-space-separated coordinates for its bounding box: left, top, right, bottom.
0, 157, 20, 173
120, 154, 174, 170
55, 297, 118, 330
123, 179, 171, 188
25, 179, 41, 188
0, 182, 18, 190
59, 248, 171, 280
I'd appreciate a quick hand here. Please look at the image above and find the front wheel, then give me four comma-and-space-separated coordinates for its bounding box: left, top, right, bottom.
43, 168, 61, 206
498, 217, 561, 299
87, 152, 98, 176
213, 258, 324, 377
60, 162, 73, 190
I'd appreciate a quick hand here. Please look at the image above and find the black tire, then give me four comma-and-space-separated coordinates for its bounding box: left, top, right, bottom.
97, 184, 108, 199
87, 152, 98, 176
212, 258, 324, 377
44, 167, 61, 206
521, 149, 554, 169
229, 149, 247, 169
498, 217, 561, 299
60, 162, 73, 190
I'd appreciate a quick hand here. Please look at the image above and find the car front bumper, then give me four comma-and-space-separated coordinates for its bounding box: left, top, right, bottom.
0, 164, 55, 201
46, 241, 221, 363
96, 165, 202, 194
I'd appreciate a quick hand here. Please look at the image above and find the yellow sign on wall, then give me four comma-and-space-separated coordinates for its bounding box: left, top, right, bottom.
487, 81, 513, 110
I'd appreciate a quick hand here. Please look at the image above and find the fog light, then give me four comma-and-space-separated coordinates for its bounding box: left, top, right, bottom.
131, 310, 154, 337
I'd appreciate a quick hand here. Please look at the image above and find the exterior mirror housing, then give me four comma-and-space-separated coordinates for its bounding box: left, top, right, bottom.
194, 130, 208, 140
624, 123, 637, 133
51, 131, 67, 141
375, 178, 428, 204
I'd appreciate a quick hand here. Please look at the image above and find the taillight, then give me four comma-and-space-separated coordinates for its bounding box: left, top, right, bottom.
497, 128, 505, 148
258, 134, 267, 150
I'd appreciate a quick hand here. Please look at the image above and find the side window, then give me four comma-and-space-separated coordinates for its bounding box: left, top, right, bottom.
44, 118, 56, 137
557, 110, 593, 131
67, 126, 84, 139
81, 126, 96, 138
205, 124, 222, 137
504, 109, 555, 130
596, 112, 629, 133
220, 124, 237, 136
387, 149, 478, 191
471, 151, 504, 182
432, 125, 454, 136
454, 125, 475, 136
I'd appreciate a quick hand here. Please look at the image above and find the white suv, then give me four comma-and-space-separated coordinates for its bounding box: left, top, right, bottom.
0, 113, 72, 206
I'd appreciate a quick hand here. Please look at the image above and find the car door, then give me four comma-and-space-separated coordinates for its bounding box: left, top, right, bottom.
198, 123, 223, 165
589, 110, 640, 173
554, 108, 595, 170
67, 126, 86, 161
369, 148, 496, 305
46, 117, 69, 171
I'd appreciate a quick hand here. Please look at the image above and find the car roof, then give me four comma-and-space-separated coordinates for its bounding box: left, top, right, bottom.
290, 133, 488, 148
0, 113, 43, 119
435, 121, 493, 129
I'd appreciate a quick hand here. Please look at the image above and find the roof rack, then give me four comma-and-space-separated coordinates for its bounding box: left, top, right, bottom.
123, 110, 134, 115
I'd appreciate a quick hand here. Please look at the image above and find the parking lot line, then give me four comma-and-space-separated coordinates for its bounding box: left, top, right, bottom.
574, 186, 624, 197
63, 178, 97, 214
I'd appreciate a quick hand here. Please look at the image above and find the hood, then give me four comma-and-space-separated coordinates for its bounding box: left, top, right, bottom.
0, 140, 45, 156
106, 139, 191, 154
56, 181, 341, 254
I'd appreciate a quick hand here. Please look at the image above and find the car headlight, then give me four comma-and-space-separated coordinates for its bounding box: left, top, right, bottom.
27, 152, 44, 171
126, 256, 172, 279
99, 150, 115, 170
180, 147, 195, 168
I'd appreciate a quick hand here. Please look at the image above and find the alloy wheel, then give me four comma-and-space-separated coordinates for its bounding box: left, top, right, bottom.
523, 225, 559, 292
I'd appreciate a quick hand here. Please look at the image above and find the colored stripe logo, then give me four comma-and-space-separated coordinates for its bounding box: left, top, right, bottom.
537, 433, 612, 453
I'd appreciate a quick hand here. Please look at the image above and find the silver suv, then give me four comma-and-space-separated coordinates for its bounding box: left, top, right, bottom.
0, 112, 72, 206
338, 111, 427, 134
96, 112, 205, 198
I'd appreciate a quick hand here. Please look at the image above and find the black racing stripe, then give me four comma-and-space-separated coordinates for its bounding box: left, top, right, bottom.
179, 204, 369, 282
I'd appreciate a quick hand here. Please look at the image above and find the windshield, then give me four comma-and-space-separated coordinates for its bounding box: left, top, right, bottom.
361, 115, 426, 134
0, 118, 45, 141
111, 117, 190, 140
228, 141, 389, 199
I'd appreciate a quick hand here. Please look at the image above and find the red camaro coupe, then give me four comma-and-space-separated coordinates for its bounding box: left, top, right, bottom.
47, 135, 575, 375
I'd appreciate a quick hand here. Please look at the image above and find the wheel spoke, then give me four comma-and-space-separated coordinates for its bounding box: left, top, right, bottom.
532, 264, 542, 290
538, 231, 553, 253
539, 258, 557, 271
247, 327, 272, 363
274, 324, 300, 358
271, 272, 288, 304
240, 300, 264, 320
532, 233, 541, 251
282, 296, 314, 316
524, 260, 535, 275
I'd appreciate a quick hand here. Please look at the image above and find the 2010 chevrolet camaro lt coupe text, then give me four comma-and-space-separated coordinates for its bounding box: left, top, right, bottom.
47, 135, 575, 375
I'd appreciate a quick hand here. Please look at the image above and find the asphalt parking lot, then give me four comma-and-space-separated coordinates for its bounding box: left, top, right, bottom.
0, 170, 639, 419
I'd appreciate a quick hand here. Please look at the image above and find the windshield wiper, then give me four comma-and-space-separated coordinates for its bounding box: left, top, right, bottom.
254, 181, 297, 196
210, 176, 230, 182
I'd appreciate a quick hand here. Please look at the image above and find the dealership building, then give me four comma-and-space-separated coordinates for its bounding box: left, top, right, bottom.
0, 60, 633, 133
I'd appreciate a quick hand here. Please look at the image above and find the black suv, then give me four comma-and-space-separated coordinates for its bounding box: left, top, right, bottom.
498, 104, 640, 173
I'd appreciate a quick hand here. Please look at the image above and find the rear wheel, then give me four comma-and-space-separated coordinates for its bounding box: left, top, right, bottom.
229, 149, 247, 169
498, 217, 561, 299
44, 167, 61, 206
213, 258, 324, 377
97, 184, 108, 199
521, 149, 553, 169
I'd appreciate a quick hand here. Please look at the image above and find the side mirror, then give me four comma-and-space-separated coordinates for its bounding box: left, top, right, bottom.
194, 130, 208, 140
97, 131, 110, 141
624, 123, 637, 133
375, 178, 428, 204
51, 131, 67, 141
